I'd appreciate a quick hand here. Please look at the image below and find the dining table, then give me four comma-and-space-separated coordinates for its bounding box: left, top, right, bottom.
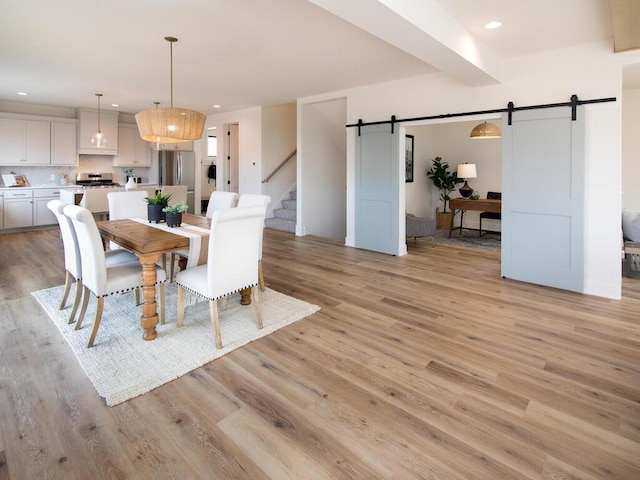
96, 213, 210, 341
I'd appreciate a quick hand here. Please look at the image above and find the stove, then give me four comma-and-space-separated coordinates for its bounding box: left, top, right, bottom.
75, 172, 120, 188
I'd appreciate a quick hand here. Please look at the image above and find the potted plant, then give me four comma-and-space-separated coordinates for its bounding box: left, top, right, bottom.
162, 201, 188, 227
145, 192, 172, 223
426, 156, 463, 229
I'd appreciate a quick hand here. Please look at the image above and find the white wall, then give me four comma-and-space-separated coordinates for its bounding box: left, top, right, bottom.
299, 40, 640, 299
205, 106, 263, 194
622, 87, 640, 211
262, 103, 297, 217
299, 98, 347, 240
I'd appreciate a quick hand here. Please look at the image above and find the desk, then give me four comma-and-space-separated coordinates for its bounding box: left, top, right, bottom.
448, 198, 501, 238
97, 213, 209, 341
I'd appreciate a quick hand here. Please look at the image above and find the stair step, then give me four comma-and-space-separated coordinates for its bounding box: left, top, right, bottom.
289, 191, 297, 200
282, 199, 297, 210
273, 207, 296, 221
265, 217, 296, 233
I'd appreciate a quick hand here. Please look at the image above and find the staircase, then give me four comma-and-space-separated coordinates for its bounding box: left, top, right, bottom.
265, 190, 296, 233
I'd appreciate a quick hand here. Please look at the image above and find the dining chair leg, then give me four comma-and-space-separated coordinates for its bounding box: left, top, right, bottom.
158, 283, 165, 325
209, 299, 223, 349
252, 286, 263, 329
134, 287, 141, 306
170, 253, 176, 283
75, 286, 91, 330
220, 296, 228, 311
176, 285, 185, 327
68, 278, 83, 324
258, 260, 266, 292
87, 297, 105, 348
59, 271, 73, 309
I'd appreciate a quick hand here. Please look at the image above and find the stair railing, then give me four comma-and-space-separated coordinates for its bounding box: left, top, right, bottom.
262, 149, 296, 183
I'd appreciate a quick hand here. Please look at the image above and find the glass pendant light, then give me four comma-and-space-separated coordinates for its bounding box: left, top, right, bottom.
90, 93, 107, 148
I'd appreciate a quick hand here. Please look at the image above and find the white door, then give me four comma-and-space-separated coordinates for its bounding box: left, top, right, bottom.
502, 106, 585, 292
355, 124, 401, 255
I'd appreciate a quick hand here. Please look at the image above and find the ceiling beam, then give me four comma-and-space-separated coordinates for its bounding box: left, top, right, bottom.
309, 0, 504, 86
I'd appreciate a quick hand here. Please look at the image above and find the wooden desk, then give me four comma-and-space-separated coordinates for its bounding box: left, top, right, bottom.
97, 214, 210, 341
448, 198, 501, 238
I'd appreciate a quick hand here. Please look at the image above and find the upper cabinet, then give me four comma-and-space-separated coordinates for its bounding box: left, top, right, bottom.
0, 116, 51, 165
0, 114, 78, 166
151, 141, 194, 151
114, 125, 152, 167
76, 108, 119, 155
51, 121, 78, 165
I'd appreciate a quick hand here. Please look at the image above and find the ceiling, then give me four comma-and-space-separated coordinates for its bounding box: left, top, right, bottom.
0, 0, 631, 117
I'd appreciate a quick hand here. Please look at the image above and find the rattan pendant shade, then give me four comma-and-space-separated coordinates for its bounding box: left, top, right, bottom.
136, 36, 205, 144
470, 121, 501, 139
136, 107, 205, 143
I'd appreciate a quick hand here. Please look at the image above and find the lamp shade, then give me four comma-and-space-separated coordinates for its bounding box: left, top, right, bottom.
135, 107, 205, 143
470, 121, 501, 139
457, 163, 477, 179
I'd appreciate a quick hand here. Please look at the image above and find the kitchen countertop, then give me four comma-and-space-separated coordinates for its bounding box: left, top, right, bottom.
0, 184, 78, 191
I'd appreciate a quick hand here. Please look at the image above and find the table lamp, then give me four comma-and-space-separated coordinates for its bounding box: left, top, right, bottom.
457, 163, 477, 198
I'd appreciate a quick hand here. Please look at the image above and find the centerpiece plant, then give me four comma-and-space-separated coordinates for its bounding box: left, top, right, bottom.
145, 192, 172, 223
162, 201, 188, 227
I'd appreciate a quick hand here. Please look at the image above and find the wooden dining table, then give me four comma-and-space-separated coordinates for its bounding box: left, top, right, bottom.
96, 213, 210, 341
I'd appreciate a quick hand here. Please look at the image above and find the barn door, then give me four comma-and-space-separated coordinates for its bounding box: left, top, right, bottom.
502, 106, 585, 292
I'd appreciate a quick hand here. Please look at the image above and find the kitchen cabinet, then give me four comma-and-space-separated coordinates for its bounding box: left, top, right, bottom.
0, 192, 3, 228
76, 108, 119, 155
114, 125, 152, 167
151, 141, 194, 151
3, 189, 33, 229
51, 121, 78, 165
0, 117, 50, 165
33, 188, 67, 226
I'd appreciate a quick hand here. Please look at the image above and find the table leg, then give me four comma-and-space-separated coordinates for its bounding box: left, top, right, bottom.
240, 287, 252, 305
449, 209, 457, 238
138, 253, 160, 341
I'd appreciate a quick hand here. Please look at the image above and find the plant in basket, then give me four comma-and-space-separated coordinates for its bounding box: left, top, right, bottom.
162, 202, 188, 227
144, 192, 172, 223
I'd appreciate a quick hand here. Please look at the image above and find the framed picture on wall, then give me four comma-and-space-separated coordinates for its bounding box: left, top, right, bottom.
405, 134, 414, 183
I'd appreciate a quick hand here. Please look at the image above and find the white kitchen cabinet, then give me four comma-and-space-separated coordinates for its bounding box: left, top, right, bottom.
0, 117, 50, 165
0, 192, 3, 228
3, 189, 33, 229
76, 108, 119, 155
151, 141, 194, 151
33, 188, 67, 226
51, 121, 78, 165
114, 125, 152, 167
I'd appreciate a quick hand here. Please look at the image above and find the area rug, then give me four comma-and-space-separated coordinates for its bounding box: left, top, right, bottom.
433, 229, 501, 252
32, 284, 320, 406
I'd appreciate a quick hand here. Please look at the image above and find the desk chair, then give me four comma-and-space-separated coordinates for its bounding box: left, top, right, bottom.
479, 192, 501, 237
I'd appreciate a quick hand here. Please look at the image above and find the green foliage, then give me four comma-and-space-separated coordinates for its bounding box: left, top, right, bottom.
144, 191, 172, 206
162, 201, 188, 214
426, 156, 463, 213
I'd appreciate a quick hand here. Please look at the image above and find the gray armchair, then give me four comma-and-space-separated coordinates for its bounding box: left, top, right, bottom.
406, 213, 436, 243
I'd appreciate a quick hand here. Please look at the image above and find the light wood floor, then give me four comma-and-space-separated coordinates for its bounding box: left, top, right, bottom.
1, 227, 639, 479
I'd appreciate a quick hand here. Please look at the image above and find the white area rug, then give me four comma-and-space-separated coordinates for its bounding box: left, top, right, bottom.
32, 284, 320, 406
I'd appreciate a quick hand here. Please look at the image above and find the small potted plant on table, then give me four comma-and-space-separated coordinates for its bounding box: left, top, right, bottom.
145, 192, 172, 223
426, 156, 463, 229
162, 201, 188, 227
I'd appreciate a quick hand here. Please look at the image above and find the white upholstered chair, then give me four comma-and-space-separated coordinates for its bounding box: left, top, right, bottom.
236, 194, 271, 291
205, 191, 238, 218
107, 190, 150, 250
63, 204, 167, 347
161, 185, 188, 207
169, 190, 239, 282
48, 200, 140, 324
175, 206, 265, 348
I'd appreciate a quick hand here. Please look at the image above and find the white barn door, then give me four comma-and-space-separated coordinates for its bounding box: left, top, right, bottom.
354, 124, 401, 255
502, 106, 585, 292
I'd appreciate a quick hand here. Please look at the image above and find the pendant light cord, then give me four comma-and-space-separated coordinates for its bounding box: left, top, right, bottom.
165, 36, 177, 109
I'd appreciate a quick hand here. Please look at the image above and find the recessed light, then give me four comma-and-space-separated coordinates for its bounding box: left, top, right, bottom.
111, 103, 119, 107
485, 21, 502, 29
213, 105, 221, 108
17, 92, 28, 96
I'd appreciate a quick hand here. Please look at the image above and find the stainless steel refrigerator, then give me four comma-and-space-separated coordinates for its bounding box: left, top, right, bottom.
158, 150, 196, 213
